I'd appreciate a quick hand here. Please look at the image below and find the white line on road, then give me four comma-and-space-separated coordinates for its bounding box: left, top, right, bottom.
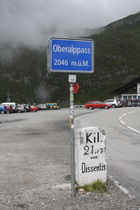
120, 120, 125, 125
109, 176, 133, 198
127, 126, 140, 134
119, 109, 140, 134
128, 111, 134, 114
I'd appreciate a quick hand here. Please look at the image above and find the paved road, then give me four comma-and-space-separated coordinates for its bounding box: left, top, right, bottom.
0, 108, 92, 209
76, 107, 140, 198
0, 107, 140, 209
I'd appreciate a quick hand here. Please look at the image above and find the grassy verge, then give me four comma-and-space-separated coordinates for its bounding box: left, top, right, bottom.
76, 180, 108, 193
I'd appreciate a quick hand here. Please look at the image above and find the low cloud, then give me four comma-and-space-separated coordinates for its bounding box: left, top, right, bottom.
0, 0, 140, 47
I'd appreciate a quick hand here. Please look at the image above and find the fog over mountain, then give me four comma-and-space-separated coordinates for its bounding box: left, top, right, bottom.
0, 10, 140, 104
0, 0, 140, 48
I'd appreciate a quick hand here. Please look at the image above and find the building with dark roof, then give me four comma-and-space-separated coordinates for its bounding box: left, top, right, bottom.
111, 76, 140, 100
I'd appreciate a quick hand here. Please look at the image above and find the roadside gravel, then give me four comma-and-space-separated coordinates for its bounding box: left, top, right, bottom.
0, 177, 140, 210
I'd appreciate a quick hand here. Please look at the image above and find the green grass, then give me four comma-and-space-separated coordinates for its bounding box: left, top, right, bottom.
76, 180, 108, 193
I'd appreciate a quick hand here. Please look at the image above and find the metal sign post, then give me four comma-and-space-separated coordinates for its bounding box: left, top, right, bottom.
69, 82, 75, 197
69, 75, 76, 197
47, 37, 94, 197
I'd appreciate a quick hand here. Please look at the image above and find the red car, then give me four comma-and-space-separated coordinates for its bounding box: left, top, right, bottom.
29, 105, 38, 112
4, 104, 13, 113
85, 101, 112, 110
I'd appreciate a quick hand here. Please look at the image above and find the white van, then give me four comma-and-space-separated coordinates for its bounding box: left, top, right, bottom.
2, 102, 17, 111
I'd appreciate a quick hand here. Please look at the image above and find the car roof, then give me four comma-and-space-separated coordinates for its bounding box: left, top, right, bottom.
104, 99, 115, 100
86, 101, 101, 103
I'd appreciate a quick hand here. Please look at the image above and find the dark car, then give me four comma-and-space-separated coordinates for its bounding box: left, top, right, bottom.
136, 101, 140, 106
85, 101, 112, 110
128, 100, 140, 107
120, 100, 129, 107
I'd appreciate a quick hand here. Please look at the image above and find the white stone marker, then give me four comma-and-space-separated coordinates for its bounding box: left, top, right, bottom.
75, 127, 107, 186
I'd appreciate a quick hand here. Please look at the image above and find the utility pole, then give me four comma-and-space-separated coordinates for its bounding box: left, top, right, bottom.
7, 91, 10, 102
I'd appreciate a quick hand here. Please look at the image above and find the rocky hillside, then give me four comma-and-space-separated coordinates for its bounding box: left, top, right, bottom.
0, 12, 140, 105
106, 12, 140, 30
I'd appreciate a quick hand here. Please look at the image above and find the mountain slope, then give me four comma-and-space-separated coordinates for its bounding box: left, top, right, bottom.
77, 12, 140, 101
0, 12, 140, 104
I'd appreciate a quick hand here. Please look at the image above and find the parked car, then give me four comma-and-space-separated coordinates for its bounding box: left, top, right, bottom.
0, 104, 7, 114
4, 104, 13, 113
85, 101, 112, 110
45, 103, 61, 109
36, 104, 47, 110
103, 99, 122, 108
120, 100, 128, 107
23, 104, 30, 112
136, 101, 140, 106
128, 100, 140, 107
2, 102, 17, 112
46, 104, 51, 110
16, 104, 25, 113
120, 100, 140, 107
30, 105, 38, 112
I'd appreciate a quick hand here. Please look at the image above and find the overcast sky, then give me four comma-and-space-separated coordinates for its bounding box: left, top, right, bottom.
0, 0, 140, 47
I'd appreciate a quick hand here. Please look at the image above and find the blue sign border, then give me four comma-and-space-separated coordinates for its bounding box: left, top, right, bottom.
47, 37, 94, 73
